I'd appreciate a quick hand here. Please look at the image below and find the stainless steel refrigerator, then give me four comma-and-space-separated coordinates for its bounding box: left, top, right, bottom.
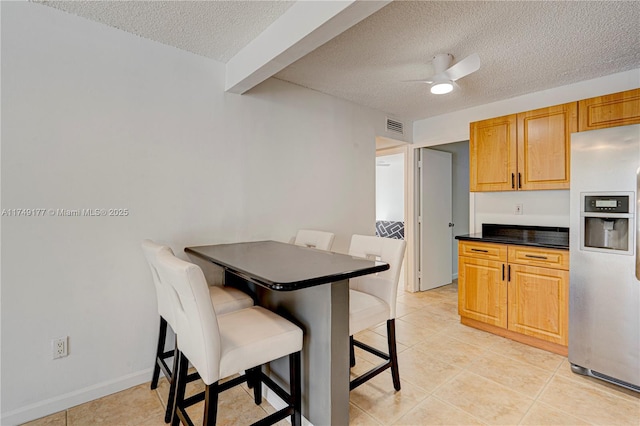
569, 124, 640, 392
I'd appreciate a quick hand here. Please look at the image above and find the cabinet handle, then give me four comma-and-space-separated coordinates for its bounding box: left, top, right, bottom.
525, 254, 548, 260
471, 248, 489, 253
511, 173, 515, 189
518, 172, 522, 188
502, 264, 505, 281
508, 265, 511, 282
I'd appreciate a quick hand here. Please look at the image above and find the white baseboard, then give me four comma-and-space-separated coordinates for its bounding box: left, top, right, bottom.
452, 272, 458, 280
1, 368, 153, 426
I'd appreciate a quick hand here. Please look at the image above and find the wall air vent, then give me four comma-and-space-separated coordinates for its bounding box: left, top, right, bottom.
386, 118, 404, 135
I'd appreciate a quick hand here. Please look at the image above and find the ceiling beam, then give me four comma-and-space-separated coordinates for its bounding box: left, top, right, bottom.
225, 0, 390, 94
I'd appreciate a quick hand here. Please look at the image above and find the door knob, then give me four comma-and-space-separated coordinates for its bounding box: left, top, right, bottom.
449, 223, 455, 227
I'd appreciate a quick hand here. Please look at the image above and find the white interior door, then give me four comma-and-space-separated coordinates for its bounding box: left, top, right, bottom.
418, 148, 452, 291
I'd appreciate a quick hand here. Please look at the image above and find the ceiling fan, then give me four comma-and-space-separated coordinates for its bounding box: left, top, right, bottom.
408, 53, 480, 94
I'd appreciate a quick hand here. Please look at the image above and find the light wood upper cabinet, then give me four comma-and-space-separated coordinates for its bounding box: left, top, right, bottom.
579, 88, 640, 131
469, 115, 517, 192
517, 103, 576, 190
470, 102, 576, 192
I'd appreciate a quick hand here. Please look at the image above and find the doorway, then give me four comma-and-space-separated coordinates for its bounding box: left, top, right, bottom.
417, 148, 453, 290
376, 143, 409, 290
413, 141, 470, 292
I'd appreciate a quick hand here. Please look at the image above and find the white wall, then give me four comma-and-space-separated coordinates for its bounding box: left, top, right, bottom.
0, 3, 394, 423
473, 190, 570, 231
412, 68, 640, 233
375, 153, 404, 221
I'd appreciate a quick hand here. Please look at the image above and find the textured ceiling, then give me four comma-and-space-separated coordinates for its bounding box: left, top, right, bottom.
37, 0, 295, 62
37, 1, 640, 121
275, 1, 640, 120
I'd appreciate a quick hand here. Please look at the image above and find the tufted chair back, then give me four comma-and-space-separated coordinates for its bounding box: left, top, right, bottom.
348, 235, 406, 319
155, 249, 221, 385
141, 239, 177, 328
294, 229, 335, 251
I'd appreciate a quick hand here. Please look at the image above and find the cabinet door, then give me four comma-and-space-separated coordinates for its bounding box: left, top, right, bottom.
579, 88, 640, 131
470, 115, 517, 192
458, 256, 507, 328
517, 102, 576, 190
508, 264, 568, 345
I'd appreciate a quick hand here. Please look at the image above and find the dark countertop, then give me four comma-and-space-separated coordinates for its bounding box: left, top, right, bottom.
455, 224, 569, 249
185, 240, 389, 291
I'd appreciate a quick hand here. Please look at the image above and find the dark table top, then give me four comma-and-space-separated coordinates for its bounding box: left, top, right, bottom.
185, 240, 389, 291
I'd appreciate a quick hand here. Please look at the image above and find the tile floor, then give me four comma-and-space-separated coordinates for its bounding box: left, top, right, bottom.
24, 283, 640, 426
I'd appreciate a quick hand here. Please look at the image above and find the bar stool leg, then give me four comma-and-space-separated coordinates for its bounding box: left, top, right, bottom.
387, 319, 401, 391
203, 382, 219, 426
164, 344, 179, 423
349, 336, 356, 367
251, 367, 262, 404
290, 351, 302, 426
151, 317, 168, 389
171, 351, 189, 426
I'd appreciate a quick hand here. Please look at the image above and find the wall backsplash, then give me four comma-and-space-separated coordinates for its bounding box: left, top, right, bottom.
472, 190, 570, 233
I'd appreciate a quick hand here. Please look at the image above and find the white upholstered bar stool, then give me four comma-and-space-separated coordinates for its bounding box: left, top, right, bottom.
141, 240, 253, 423
155, 249, 303, 426
347, 234, 406, 391
293, 229, 335, 251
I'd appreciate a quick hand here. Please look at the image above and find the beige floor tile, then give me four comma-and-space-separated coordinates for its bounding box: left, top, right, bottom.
413, 335, 487, 368
398, 303, 459, 329
486, 337, 564, 372
371, 318, 440, 347
403, 289, 455, 304
350, 403, 383, 425
21, 411, 66, 426
396, 295, 434, 310
393, 396, 486, 426
433, 371, 534, 425
350, 373, 429, 425
519, 401, 594, 425
67, 383, 166, 425
395, 300, 419, 318
441, 322, 506, 348
395, 347, 462, 393
466, 352, 554, 398
538, 376, 640, 426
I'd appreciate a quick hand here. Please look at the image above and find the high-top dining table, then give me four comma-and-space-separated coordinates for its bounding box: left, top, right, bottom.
185, 240, 389, 426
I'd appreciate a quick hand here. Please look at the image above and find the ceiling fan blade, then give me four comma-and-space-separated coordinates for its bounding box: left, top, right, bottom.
444, 53, 480, 81
402, 79, 434, 84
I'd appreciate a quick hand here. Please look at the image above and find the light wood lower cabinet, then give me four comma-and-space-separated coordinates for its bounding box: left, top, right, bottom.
458, 241, 569, 355
508, 264, 568, 345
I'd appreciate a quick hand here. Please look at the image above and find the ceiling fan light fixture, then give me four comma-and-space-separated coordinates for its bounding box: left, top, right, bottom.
430, 80, 453, 94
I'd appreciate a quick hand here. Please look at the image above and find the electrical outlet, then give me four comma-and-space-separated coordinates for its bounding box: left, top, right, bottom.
52, 336, 68, 359
515, 204, 523, 215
